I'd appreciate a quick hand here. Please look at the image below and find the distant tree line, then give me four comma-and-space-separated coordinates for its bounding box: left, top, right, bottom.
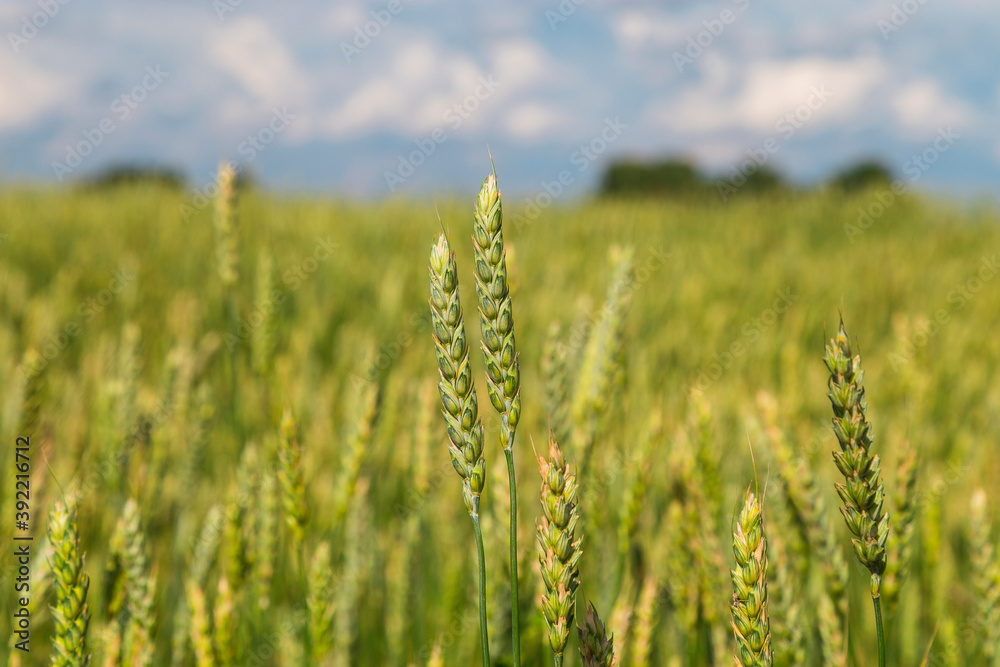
598, 157, 894, 201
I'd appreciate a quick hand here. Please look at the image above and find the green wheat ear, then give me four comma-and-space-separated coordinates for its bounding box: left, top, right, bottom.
472, 172, 521, 446
825, 320, 889, 587
48, 496, 91, 667
730, 487, 772, 667
577, 602, 616, 667
428, 231, 486, 516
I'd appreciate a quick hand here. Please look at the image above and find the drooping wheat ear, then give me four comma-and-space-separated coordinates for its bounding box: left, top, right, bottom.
542, 322, 571, 444
185, 580, 213, 667
307, 541, 335, 663
17, 347, 44, 436
824, 320, 888, 665
214, 162, 239, 290
970, 490, 1000, 663
252, 248, 277, 379
213, 576, 235, 667
882, 440, 919, 610
333, 374, 381, 525
278, 407, 308, 546
570, 247, 634, 472
428, 232, 487, 515
120, 499, 155, 667
253, 470, 278, 611
731, 487, 772, 667
758, 391, 849, 642
536, 434, 582, 666
578, 602, 617, 667
48, 497, 91, 667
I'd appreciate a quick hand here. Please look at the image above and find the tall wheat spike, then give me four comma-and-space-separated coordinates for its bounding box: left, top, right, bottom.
883, 440, 919, 611
308, 541, 335, 664
536, 434, 582, 667
278, 407, 308, 546
214, 162, 239, 290
472, 170, 523, 666
120, 499, 155, 667
825, 319, 889, 666
730, 487, 771, 667
569, 247, 634, 472
970, 490, 1000, 664
333, 375, 381, 525
48, 497, 91, 667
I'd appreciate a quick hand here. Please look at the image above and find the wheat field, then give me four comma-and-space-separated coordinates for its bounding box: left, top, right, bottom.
1, 177, 999, 666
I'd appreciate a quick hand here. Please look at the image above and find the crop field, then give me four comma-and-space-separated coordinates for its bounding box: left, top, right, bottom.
1, 175, 999, 667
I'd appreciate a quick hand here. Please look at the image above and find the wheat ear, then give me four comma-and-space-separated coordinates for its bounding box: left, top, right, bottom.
427, 231, 489, 666
536, 434, 582, 667
730, 487, 771, 667
882, 440, 919, 611
472, 171, 523, 665
308, 541, 335, 663
278, 406, 308, 546
971, 490, 1000, 663
578, 602, 617, 667
120, 499, 155, 667
825, 319, 889, 666
48, 497, 91, 667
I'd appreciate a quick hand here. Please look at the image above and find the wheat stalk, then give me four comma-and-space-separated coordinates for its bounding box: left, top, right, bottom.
730, 487, 771, 667
472, 171, 523, 666
48, 497, 91, 667
536, 434, 582, 667
825, 319, 889, 666
428, 231, 489, 666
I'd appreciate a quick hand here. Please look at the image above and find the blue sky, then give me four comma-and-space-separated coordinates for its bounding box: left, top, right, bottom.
0, 0, 996, 199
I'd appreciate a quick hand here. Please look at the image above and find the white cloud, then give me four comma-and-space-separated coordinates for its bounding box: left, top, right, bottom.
0, 52, 67, 130
890, 79, 971, 135
504, 102, 568, 140
650, 55, 887, 135
210, 18, 310, 109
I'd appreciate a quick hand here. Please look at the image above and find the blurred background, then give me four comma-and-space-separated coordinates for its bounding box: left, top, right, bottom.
1, 0, 996, 199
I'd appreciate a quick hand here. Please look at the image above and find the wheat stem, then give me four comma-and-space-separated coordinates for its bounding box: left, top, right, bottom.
873, 593, 886, 667
471, 515, 491, 667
